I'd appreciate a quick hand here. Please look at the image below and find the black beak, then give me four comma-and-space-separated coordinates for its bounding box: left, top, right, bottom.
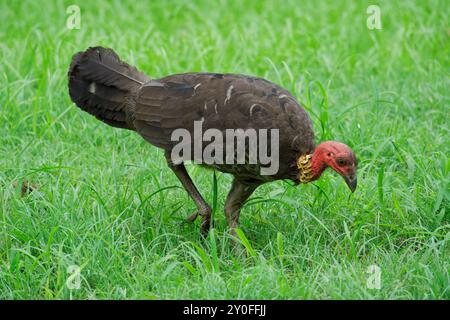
344, 174, 357, 193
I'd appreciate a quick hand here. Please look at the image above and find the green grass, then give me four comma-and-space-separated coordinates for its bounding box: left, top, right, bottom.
0, 0, 449, 299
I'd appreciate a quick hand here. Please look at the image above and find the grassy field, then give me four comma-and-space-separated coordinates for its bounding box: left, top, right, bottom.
0, 0, 448, 299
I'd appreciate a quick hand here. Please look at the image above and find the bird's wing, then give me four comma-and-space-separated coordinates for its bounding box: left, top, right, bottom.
132, 73, 315, 157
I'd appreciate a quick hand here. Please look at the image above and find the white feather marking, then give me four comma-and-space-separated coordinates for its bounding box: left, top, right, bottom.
279, 94, 288, 99
224, 85, 234, 104
249, 104, 258, 117
194, 83, 202, 90
291, 135, 299, 146
214, 103, 218, 114
204, 102, 208, 112
89, 82, 96, 94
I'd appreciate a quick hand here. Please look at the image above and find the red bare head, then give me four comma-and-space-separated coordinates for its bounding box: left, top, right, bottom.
310, 141, 358, 192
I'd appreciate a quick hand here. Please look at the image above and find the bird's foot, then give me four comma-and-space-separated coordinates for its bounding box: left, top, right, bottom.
200, 210, 212, 237
186, 208, 212, 236
186, 211, 199, 222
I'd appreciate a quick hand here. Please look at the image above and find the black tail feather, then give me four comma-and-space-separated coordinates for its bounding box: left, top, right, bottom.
68, 47, 150, 130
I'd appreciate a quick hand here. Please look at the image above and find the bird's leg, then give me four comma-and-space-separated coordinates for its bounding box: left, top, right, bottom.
224, 179, 260, 238
166, 155, 212, 235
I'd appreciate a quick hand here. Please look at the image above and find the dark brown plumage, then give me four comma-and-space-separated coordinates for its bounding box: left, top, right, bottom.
68, 47, 357, 236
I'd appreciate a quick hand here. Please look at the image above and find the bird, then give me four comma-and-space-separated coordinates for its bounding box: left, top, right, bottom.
68, 46, 357, 237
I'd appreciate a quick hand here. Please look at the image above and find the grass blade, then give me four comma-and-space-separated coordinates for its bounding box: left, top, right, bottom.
234, 228, 256, 257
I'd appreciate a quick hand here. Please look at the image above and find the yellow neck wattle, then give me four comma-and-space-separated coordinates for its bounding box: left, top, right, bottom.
297, 154, 313, 183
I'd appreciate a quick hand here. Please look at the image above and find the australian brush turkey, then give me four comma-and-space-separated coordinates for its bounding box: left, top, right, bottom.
68, 47, 357, 236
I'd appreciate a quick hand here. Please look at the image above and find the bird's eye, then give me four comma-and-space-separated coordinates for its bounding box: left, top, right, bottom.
337, 159, 346, 166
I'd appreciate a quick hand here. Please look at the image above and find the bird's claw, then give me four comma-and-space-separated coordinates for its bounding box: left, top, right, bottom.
200, 215, 211, 236
186, 211, 199, 222
185, 209, 211, 236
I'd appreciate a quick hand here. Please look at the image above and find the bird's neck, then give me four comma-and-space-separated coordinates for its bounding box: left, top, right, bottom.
297, 149, 328, 183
